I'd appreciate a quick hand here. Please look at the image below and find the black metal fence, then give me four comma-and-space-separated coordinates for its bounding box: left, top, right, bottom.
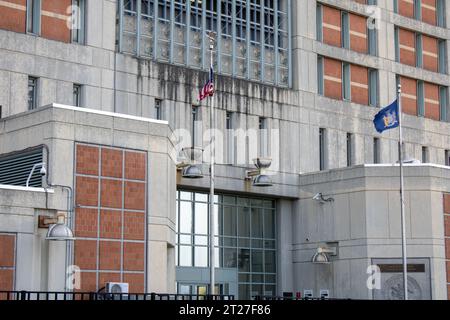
0, 291, 234, 301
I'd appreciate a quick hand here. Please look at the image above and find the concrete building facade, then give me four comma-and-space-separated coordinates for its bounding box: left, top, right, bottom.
0, 0, 449, 299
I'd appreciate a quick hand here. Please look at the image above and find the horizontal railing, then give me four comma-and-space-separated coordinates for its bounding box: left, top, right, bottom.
0, 291, 234, 301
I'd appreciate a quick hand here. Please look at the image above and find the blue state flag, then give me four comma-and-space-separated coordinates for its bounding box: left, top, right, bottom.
373, 100, 399, 133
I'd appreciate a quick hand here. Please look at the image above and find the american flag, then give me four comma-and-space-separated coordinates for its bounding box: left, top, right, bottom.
199, 67, 214, 101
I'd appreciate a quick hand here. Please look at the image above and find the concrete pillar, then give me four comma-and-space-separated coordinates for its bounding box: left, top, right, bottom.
276, 199, 294, 296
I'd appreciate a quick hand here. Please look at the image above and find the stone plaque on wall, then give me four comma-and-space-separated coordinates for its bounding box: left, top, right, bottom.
371, 258, 431, 300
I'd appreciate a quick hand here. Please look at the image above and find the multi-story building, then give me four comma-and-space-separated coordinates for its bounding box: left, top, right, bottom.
0, 0, 449, 299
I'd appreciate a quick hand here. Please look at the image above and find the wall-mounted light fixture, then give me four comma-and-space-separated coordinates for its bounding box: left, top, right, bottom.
311, 244, 338, 264
39, 212, 75, 241
177, 147, 204, 179
245, 157, 273, 187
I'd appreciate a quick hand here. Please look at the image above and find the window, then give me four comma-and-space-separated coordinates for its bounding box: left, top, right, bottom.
421, 146, 429, 163
192, 106, 199, 149
342, 63, 351, 101
417, 80, 425, 116
176, 191, 276, 299
119, 0, 291, 87
226, 112, 234, 164
394, 0, 398, 13
368, 24, 377, 56
71, 0, 86, 44
367, 0, 377, 5
438, 40, 447, 74
259, 117, 268, 157
346, 133, 353, 167
28, 77, 38, 110
394, 27, 400, 62
319, 128, 326, 170
317, 56, 324, 95
414, 0, 421, 20
369, 69, 379, 107
445, 150, 450, 166
155, 99, 162, 120
316, 4, 323, 42
416, 33, 423, 68
373, 137, 380, 164
26, 0, 41, 35
440, 86, 448, 121
341, 12, 350, 49
437, 0, 446, 27
73, 84, 82, 107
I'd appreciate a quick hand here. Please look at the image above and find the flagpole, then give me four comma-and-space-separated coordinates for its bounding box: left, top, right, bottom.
397, 83, 408, 300
208, 32, 216, 296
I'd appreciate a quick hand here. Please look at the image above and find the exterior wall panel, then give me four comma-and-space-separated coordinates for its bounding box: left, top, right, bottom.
324, 57, 342, 100
351, 64, 369, 105
0, 0, 26, 33
422, 0, 437, 25
399, 28, 416, 67
322, 6, 342, 48
445, 193, 450, 300
400, 76, 418, 116
424, 82, 440, 120
398, 0, 415, 19
74, 143, 147, 293
0, 234, 16, 297
349, 13, 367, 54
422, 35, 439, 72
41, 0, 71, 43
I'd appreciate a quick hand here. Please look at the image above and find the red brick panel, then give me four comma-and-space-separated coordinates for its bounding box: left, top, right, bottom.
76, 144, 99, 176
124, 181, 146, 210
422, 35, 438, 72
74, 240, 97, 270
74, 208, 98, 238
399, 28, 416, 67
422, 0, 437, 25
444, 193, 450, 214
125, 151, 146, 181
99, 241, 121, 270
123, 242, 145, 271
98, 272, 121, 289
445, 215, 450, 237
76, 272, 97, 292
446, 238, 450, 259
424, 82, 440, 120
101, 148, 123, 178
41, 0, 71, 43
322, 6, 341, 47
124, 273, 145, 293
323, 58, 342, 100
76, 176, 99, 206
100, 210, 122, 239
101, 179, 123, 209
124, 212, 145, 241
398, 0, 415, 18
350, 64, 369, 105
0, 235, 15, 267
0, 270, 14, 292
447, 261, 450, 283
0, 0, 26, 33
353, 0, 366, 4
400, 77, 417, 116
349, 14, 367, 54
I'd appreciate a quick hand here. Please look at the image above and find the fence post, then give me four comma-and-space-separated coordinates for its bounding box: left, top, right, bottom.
20, 291, 27, 301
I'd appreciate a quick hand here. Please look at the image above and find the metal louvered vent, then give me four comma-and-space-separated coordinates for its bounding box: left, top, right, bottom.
0, 147, 43, 187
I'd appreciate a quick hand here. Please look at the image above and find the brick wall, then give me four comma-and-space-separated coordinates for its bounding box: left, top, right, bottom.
349, 13, 367, 54
323, 57, 342, 100
0, 0, 26, 33
444, 193, 450, 299
422, 0, 437, 25
422, 35, 439, 72
350, 64, 369, 105
74, 144, 147, 293
41, 0, 71, 43
399, 76, 418, 115
399, 28, 416, 67
322, 6, 341, 47
398, 0, 415, 19
424, 82, 440, 120
0, 234, 16, 299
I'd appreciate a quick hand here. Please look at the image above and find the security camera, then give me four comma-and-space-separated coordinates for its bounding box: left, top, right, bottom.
40, 165, 47, 176
312, 193, 323, 201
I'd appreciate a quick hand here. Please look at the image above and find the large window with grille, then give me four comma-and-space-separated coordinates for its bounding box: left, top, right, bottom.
119, 0, 291, 87
176, 190, 277, 299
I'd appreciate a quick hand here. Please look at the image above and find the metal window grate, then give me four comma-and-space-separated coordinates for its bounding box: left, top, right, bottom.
0, 147, 43, 187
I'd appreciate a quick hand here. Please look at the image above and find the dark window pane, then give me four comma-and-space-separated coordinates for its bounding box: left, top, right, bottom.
251, 250, 263, 273
238, 207, 250, 237
251, 208, 263, 238
223, 206, 237, 237
264, 250, 276, 273
223, 248, 237, 268
238, 249, 250, 272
